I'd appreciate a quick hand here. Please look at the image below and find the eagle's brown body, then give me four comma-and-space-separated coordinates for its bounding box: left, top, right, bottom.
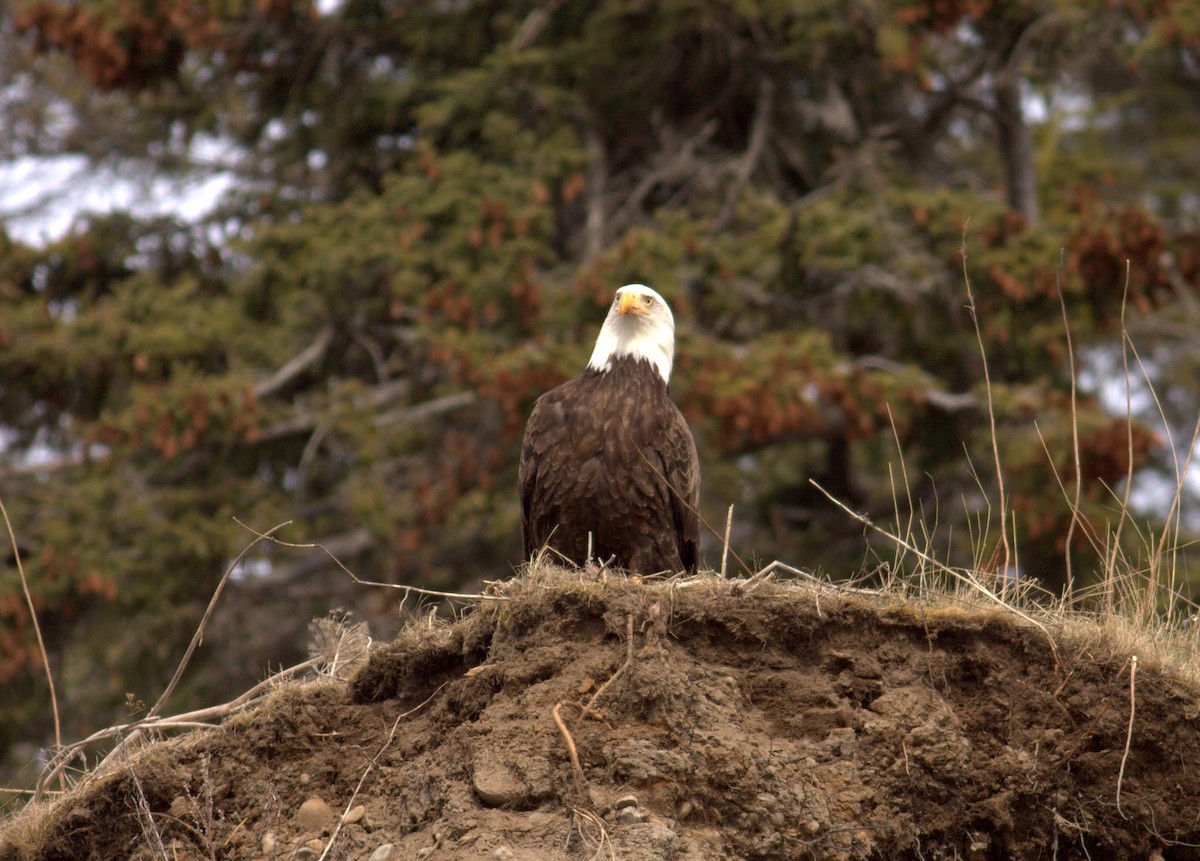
519, 354, 700, 574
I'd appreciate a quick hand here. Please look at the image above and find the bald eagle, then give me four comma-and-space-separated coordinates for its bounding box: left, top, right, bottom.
519, 284, 700, 574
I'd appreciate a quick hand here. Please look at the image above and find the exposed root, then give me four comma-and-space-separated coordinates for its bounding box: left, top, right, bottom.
583, 614, 635, 718
552, 701, 584, 793
1116, 655, 1138, 819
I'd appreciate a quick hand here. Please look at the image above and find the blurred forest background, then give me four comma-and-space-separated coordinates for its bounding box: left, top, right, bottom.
1, 0, 1198, 786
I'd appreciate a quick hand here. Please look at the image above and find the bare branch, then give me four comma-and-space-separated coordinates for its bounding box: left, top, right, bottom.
710, 76, 774, 237
252, 326, 335, 399
258, 380, 472, 442
374, 391, 477, 427
510, 0, 563, 52
579, 102, 607, 260
610, 120, 717, 234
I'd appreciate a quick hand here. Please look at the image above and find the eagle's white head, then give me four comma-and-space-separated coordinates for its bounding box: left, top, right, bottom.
586, 283, 676, 384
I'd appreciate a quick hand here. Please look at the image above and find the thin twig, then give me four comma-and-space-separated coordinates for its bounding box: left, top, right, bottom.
1109, 261, 1134, 616
149, 521, 294, 721
1116, 655, 1138, 819
1054, 249, 1082, 602
810, 479, 1059, 666
960, 226, 1012, 579
0, 496, 63, 791
237, 519, 506, 601
709, 75, 774, 237
37, 658, 319, 797
128, 755, 170, 860
720, 504, 733, 579
317, 682, 448, 861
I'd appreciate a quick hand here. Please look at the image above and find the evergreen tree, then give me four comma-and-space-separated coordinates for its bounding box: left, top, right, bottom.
1, 0, 1198, 781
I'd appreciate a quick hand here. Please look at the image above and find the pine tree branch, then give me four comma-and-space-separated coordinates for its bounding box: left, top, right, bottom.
253, 326, 335, 399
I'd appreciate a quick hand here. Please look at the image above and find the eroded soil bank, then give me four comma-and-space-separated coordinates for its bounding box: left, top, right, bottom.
5, 569, 1200, 860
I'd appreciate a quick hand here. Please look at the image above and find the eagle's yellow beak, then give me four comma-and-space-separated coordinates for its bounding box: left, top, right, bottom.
618, 291, 641, 316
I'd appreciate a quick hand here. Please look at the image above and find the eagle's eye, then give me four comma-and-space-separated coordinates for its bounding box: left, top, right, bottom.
644, 296, 655, 307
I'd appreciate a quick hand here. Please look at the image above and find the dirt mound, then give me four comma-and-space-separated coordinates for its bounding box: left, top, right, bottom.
4, 568, 1200, 860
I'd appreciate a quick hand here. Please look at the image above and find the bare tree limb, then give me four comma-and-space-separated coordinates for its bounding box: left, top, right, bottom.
253, 325, 334, 399
710, 76, 774, 237
610, 120, 718, 234
511, 0, 564, 52
579, 102, 607, 260
260, 381, 475, 441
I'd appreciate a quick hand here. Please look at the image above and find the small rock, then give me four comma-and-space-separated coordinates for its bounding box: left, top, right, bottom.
416, 848, 435, 859
299, 772, 311, 784
472, 761, 526, 807
804, 819, 821, 835
292, 849, 316, 860
261, 831, 277, 855
528, 811, 555, 828
676, 800, 694, 819
587, 786, 610, 813
614, 794, 639, 810
343, 805, 366, 825
296, 797, 336, 833
617, 807, 646, 825
492, 848, 514, 860
769, 811, 786, 828
366, 845, 395, 861
305, 838, 326, 852
614, 822, 677, 853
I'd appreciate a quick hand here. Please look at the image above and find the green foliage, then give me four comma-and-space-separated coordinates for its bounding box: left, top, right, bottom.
2, 0, 1200, 785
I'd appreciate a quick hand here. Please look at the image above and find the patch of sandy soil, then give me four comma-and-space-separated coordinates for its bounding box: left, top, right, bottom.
3, 568, 1200, 860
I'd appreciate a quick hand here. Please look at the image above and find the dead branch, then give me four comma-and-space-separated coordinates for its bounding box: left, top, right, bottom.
510, 0, 563, 51
241, 521, 506, 602
610, 120, 717, 234
374, 390, 477, 428
252, 325, 334, 399
261, 388, 476, 440
709, 75, 774, 237
36, 657, 320, 798
149, 521, 294, 721
579, 101, 607, 260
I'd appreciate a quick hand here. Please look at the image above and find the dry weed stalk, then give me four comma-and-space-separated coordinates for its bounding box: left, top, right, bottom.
1054, 250, 1084, 600
0, 496, 63, 790
35, 657, 319, 799
127, 758, 170, 860
33, 520, 303, 801
960, 228, 1013, 578
811, 479, 1060, 666
239, 518, 506, 602
720, 504, 734, 579
151, 521, 294, 721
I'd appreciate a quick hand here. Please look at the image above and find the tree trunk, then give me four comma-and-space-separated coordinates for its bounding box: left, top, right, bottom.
995, 68, 1039, 226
